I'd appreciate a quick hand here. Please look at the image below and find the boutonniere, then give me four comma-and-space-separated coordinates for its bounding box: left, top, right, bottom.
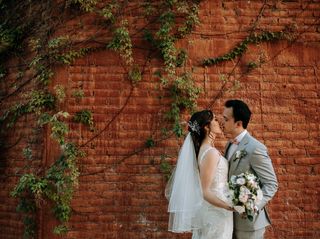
234, 149, 247, 162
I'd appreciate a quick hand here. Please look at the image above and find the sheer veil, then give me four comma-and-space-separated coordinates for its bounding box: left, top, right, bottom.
165, 133, 203, 233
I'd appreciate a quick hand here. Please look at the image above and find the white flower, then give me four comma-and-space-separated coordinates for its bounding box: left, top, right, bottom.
236, 177, 246, 185
228, 171, 263, 220
239, 190, 249, 203
188, 120, 200, 135
235, 150, 242, 159
245, 199, 255, 210
247, 174, 256, 181
234, 150, 247, 161
239, 194, 248, 203
247, 179, 258, 189
251, 194, 256, 201
240, 185, 250, 193
230, 175, 237, 184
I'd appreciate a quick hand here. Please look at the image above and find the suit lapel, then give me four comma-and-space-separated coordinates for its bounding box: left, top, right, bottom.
224, 141, 232, 158
229, 133, 250, 175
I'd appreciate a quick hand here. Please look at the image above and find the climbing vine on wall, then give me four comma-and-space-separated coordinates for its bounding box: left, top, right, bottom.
0, 0, 310, 237
203, 27, 297, 67
0, 0, 202, 237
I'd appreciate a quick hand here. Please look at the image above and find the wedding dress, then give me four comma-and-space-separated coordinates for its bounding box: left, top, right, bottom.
192, 146, 233, 239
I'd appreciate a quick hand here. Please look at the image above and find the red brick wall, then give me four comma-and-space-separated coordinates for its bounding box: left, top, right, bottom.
1, 1, 319, 238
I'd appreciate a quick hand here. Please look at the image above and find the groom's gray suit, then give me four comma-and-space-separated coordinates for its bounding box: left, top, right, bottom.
225, 132, 278, 236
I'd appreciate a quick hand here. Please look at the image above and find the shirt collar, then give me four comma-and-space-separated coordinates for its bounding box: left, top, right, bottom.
234, 129, 247, 143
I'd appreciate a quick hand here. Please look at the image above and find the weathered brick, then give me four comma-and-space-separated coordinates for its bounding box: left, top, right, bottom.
1, 1, 320, 239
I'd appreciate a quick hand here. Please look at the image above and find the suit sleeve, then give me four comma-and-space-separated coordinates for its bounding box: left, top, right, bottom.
250, 146, 278, 210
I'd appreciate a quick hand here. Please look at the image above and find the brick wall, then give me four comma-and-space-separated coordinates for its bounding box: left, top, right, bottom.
1, 1, 319, 238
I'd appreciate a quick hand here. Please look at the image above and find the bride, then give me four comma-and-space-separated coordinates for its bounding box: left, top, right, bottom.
166, 110, 233, 239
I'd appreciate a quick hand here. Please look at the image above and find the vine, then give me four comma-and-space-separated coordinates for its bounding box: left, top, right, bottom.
1, 0, 317, 237
0, 0, 202, 237
107, 20, 133, 65
11, 142, 84, 237
0, 1, 92, 235
166, 72, 201, 137
73, 109, 94, 131
203, 28, 296, 67
143, 0, 202, 136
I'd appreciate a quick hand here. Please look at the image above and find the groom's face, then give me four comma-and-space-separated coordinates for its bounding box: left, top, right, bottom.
222, 107, 236, 137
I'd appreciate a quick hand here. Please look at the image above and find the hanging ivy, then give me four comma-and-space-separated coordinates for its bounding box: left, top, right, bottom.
107, 20, 133, 65
0, 0, 203, 237
166, 72, 202, 137
11, 142, 85, 236
0, 0, 308, 237
203, 30, 294, 66
73, 109, 94, 131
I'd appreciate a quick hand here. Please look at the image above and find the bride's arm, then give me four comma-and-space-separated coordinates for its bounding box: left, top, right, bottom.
199, 150, 232, 211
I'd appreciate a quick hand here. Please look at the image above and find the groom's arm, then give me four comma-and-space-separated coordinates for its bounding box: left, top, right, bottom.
250, 145, 278, 210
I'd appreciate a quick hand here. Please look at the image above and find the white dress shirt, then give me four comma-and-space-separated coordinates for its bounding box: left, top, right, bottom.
227, 130, 247, 160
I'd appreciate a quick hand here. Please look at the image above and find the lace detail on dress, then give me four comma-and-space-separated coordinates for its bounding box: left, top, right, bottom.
193, 146, 233, 239
198, 147, 216, 165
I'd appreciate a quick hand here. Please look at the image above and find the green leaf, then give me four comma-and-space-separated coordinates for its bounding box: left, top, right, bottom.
73, 109, 94, 130
53, 225, 69, 234
145, 138, 155, 148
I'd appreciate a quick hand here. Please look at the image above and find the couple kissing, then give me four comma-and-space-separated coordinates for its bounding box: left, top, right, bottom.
166, 99, 278, 239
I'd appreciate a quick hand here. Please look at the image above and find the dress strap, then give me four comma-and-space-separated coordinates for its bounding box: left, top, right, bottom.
199, 147, 222, 165
199, 147, 213, 165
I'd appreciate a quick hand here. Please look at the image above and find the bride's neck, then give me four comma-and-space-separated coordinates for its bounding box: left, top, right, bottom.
201, 136, 212, 147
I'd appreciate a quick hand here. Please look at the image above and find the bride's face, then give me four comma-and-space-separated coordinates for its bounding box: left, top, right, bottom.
208, 116, 222, 134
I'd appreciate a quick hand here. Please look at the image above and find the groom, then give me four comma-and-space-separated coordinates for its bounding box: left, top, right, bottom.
222, 99, 278, 239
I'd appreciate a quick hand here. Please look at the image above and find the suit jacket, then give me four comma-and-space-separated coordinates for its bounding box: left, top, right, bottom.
225, 132, 278, 231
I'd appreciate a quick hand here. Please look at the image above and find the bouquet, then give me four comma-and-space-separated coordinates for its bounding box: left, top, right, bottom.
228, 172, 263, 221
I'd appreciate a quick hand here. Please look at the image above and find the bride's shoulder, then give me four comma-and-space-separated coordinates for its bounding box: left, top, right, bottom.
207, 147, 228, 163
199, 146, 221, 164
207, 146, 221, 156
204, 146, 223, 156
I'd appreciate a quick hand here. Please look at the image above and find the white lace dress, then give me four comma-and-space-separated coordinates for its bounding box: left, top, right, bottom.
192, 147, 233, 239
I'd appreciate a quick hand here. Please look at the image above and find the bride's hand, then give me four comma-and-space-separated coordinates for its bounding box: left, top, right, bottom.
225, 205, 234, 211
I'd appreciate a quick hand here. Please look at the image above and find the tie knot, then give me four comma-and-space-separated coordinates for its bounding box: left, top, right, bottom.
230, 138, 239, 145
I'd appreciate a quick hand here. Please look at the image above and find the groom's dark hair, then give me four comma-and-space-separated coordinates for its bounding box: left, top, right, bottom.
225, 99, 251, 129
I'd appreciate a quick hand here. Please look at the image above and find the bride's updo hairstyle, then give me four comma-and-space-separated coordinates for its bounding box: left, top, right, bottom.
188, 110, 214, 157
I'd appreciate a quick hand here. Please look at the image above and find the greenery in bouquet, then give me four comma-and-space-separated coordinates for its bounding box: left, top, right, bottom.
228, 172, 263, 221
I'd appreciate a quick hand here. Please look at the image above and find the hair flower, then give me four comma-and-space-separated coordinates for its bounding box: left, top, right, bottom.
188, 120, 200, 135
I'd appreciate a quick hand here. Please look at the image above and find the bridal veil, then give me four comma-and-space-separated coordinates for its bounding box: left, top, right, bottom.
165, 133, 204, 232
